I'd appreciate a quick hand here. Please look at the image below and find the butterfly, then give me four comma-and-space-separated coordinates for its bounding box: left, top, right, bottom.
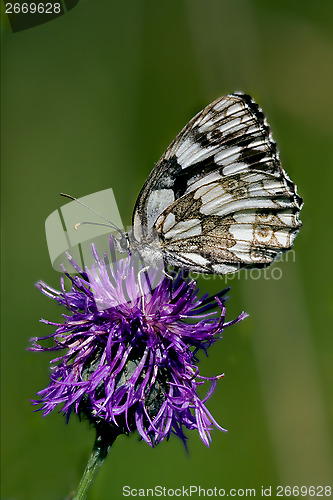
116, 92, 303, 275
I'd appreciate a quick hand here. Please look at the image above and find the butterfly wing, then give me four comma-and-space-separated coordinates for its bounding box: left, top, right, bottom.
132, 93, 303, 274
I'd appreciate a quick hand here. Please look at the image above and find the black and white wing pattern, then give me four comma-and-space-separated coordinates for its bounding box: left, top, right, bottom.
131, 93, 303, 274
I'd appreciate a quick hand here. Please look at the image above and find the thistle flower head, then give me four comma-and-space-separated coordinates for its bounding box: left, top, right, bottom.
31, 237, 246, 447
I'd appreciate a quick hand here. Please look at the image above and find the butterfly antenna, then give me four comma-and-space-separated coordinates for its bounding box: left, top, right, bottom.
60, 193, 124, 236
74, 222, 113, 230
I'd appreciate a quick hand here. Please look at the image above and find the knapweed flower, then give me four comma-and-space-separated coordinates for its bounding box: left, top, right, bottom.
31, 237, 246, 448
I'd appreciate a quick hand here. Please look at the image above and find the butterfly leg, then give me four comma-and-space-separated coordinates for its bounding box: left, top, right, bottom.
137, 266, 150, 315
162, 269, 174, 280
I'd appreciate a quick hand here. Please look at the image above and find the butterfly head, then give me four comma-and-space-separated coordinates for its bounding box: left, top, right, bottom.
114, 231, 131, 254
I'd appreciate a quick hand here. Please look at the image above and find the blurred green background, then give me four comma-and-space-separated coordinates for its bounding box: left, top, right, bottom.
1, 1, 333, 499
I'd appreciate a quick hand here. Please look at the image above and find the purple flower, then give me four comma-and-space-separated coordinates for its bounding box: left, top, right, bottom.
30, 237, 247, 447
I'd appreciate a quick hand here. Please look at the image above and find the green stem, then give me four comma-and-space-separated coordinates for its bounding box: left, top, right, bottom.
72, 426, 119, 500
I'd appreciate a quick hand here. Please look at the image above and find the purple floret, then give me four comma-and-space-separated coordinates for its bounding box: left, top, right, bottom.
30, 237, 247, 447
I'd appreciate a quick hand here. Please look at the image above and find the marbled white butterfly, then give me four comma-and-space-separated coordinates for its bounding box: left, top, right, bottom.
116, 92, 303, 275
